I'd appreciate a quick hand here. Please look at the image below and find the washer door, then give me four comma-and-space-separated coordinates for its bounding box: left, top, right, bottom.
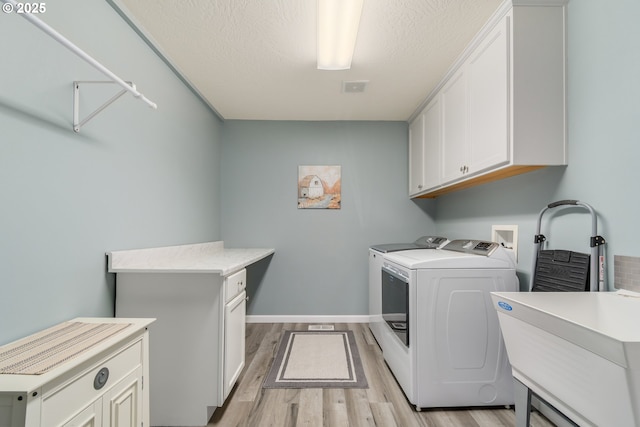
381, 266, 409, 347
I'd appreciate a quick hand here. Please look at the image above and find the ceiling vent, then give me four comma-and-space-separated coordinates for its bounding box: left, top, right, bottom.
342, 80, 368, 93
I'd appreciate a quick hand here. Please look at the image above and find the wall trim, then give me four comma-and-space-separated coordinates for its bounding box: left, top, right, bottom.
246, 315, 370, 324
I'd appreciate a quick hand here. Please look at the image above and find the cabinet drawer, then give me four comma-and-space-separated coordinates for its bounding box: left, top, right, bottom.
41, 340, 142, 426
225, 269, 246, 302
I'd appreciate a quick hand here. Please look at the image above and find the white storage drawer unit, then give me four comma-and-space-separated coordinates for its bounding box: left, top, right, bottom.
0, 318, 153, 427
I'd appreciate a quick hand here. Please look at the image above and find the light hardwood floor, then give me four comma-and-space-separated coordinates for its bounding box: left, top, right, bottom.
208, 323, 555, 427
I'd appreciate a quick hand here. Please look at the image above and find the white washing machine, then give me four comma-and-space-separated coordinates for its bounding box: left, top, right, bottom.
378, 239, 518, 410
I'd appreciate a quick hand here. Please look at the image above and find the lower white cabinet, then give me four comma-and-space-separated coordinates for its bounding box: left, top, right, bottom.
223, 269, 247, 402
0, 318, 153, 427
115, 268, 248, 426
367, 249, 385, 343
223, 291, 246, 402
106, 243, 274, 426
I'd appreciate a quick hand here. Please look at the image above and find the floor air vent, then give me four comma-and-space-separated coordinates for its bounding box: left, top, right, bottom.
308, 324, 334, 331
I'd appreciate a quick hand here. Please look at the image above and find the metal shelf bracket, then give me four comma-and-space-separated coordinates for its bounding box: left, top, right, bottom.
1, 0, 157, 133
73, 81, 132, 133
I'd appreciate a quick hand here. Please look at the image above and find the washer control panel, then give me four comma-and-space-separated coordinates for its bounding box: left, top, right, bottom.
443, 239, 499, 256
414, 235, 449, 249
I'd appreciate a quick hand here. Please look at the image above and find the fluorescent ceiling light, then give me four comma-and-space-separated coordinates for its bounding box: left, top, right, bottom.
317, 0, 364, 70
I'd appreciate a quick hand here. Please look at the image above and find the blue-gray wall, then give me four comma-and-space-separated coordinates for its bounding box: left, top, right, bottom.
0, 0, 223, 344
435, 0, 640, 289
221, 121, 435, 317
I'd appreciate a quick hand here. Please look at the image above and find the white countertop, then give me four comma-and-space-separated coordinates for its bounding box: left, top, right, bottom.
107, 241, 275, 276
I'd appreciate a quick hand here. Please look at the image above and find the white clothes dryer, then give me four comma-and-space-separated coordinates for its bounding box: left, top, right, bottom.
377, 240, 518, 410
369, 236, 448, 345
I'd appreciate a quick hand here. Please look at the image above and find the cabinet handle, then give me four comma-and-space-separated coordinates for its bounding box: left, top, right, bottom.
94, 367, 109, 390
418, 184, 423, 190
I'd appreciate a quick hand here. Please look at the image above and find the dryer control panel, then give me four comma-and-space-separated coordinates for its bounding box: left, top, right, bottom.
443, 239, 499, 256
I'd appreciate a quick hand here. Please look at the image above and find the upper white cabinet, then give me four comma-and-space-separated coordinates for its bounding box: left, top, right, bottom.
467, 15, 510, 178
441, 68, 469, 184
409, 113, 425, 195
423, 98, 442, 191
409, 97, 441, 196
409, 0, 568, 198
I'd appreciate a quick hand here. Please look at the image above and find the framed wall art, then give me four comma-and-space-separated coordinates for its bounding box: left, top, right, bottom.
298, 165, 341, 209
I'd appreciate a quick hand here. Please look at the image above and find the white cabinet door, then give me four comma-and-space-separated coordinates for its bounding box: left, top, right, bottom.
422, 97, 442, 191
63, 400, 103, 427
468, 15, 510, 174
441, 69, 468, 184
223, 291, 246, 401
368, 250, 385, 343
61, 368, 142, 427
104, 368, 142, 427
408, 113, 425, 195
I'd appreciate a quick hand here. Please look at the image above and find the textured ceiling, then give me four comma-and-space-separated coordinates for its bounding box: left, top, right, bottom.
109, 0, 503, 121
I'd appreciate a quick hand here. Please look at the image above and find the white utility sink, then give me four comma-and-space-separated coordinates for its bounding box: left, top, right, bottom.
491, 291, 640, 427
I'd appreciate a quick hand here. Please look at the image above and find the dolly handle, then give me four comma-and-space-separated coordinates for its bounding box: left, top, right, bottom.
548, 200, 579, 208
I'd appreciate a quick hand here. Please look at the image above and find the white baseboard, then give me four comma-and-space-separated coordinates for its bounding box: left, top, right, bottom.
246, 314, 370, 324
